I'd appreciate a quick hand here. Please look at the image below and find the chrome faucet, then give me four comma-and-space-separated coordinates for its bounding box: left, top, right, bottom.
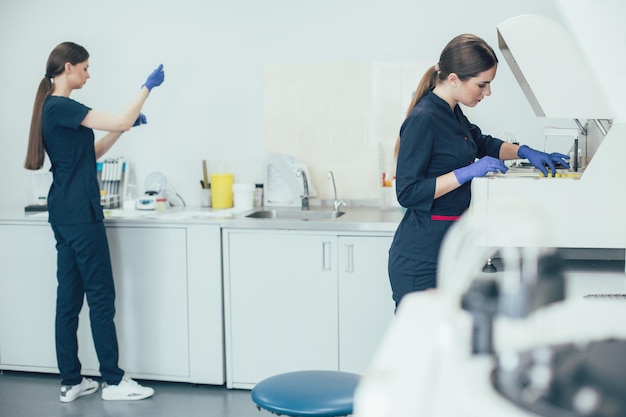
327, 170, 345, 211
296, 169, 310, 210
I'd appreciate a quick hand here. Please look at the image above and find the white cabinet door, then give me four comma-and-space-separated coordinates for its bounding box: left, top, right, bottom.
0, 221, 223, 384
105, 226, 190, 379
0, 223, 98, 372
338, 236, 395, 374
224, 230, 338, 388
186, 224, 225, 384
0, 224, 58, 370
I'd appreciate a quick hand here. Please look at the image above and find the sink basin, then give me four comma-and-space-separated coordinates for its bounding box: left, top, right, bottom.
246, 209, 345, 221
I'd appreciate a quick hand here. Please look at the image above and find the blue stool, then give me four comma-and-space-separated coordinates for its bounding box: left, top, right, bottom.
251, 370, 361, 417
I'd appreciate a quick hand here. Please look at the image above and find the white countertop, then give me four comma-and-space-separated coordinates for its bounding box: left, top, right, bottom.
1, 205, 404, 233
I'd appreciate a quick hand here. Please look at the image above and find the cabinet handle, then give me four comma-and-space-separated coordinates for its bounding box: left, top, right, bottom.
345, 243, 354, 273
322, 241, 332, 271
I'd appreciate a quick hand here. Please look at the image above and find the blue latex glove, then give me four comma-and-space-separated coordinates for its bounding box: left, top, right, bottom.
142, 64, 164, 91
453, 156, 509, 185
518, 145, 570, 177
133, 113, 147, 127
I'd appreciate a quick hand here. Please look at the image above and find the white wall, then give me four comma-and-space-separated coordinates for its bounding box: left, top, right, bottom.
555, 0, 626, 122
0, 0, 566, 208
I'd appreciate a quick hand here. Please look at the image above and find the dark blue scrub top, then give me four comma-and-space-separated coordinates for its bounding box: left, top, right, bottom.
42, 95, 103, 225
391, 91, 503, 261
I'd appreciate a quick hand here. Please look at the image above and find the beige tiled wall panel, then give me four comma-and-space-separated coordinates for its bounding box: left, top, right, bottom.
265, 62, 430, 201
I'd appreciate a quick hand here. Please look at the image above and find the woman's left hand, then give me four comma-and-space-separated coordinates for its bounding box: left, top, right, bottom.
133, 113, 147, 127
518, 145, 570, 177
142, 64, 165, 91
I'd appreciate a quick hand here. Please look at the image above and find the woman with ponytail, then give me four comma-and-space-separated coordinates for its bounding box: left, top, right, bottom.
388, 34, 569, 307
25, 42, 164, 402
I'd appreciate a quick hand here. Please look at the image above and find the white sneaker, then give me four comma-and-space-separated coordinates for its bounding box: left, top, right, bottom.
60, 377, 99, 403
101, 376, 154, 401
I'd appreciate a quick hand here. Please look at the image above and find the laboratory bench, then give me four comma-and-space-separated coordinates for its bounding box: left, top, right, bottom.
0, 205, 403, 388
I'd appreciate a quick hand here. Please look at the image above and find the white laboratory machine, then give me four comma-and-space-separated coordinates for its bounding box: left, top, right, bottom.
136, 171, 168, 210
470, 14, 626, 254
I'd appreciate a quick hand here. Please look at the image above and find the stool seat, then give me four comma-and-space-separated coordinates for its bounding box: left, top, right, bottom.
251, 370, 361, 417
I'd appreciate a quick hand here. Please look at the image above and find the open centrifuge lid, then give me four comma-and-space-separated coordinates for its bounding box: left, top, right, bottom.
497, 14, 614, 119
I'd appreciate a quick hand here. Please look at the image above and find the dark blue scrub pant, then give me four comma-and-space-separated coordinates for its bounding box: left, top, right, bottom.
52, 221, 124, 386
388, 252, 437, 308
388, 216, 455, 309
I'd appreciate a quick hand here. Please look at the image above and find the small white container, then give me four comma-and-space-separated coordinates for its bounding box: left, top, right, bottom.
200, 188, 212, 207
232, 183, 255, 210
381, 180, 401, 209
156, 197, 169, 213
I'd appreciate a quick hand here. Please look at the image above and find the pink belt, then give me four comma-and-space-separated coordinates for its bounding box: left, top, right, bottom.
431, 215, 461, 221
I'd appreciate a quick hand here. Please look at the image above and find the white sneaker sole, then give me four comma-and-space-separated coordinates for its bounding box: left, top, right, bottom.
60, 385, 99, 403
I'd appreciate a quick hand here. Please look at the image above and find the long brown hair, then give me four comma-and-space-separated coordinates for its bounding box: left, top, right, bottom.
394, 34, 498, 160
24, 42, 89, 170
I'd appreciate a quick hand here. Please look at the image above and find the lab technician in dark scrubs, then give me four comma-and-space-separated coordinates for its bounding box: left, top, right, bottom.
24, 42, 164, 402
389, 34, 569, 307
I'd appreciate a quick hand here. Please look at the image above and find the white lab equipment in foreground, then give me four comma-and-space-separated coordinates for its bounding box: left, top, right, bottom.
353, 201, 626, 417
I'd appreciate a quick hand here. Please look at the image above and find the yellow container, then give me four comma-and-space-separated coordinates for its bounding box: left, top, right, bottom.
210, 173, 234, 208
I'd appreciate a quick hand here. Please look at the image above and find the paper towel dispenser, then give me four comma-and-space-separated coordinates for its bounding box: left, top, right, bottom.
263, 153, 317, 207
